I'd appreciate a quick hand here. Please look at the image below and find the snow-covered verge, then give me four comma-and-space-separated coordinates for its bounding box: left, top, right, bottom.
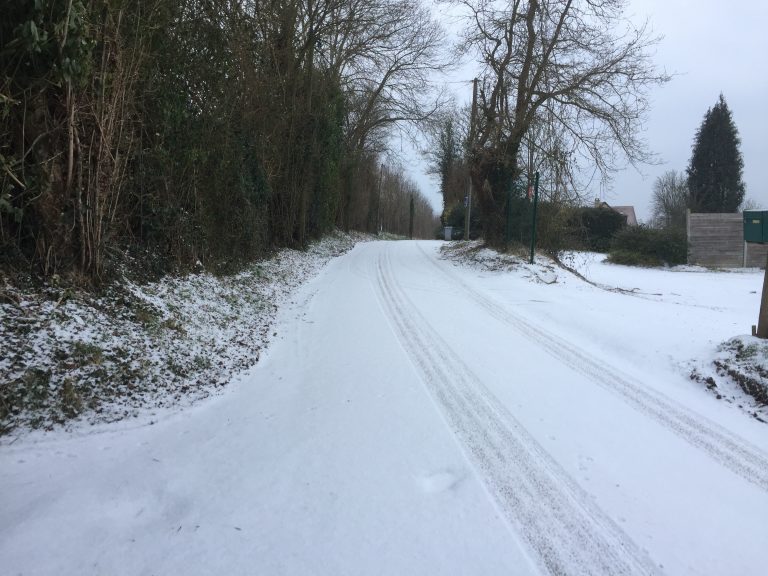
694, 336, 768, 411
440, 242, 768, 422
0, 231, 368, 437
440, 240, 559, 284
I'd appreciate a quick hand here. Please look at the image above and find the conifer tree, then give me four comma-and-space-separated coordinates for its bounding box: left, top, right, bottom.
687, 95, 745, 212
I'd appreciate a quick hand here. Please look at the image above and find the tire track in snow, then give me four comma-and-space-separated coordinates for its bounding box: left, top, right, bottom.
419, 244, 768, 492
374, 248, 660, 576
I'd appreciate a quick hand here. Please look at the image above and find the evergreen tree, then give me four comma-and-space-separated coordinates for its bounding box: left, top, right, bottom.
687, 94, 745, 212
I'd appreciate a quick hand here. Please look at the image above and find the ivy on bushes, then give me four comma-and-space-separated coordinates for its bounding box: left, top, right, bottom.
442, 202, 482, 239
573, 207, 627, 252
608, 226, 687, 267
1, 0, 442, 280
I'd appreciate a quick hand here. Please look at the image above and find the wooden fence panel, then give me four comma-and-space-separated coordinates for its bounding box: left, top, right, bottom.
687, 212, 747, 268
745, 243, 768, 268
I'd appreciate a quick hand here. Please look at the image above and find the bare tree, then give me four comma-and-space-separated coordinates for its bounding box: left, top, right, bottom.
518, 110, 583, 205
451, 0, 669, 246
650, 170, 688, 229
306, 0, 451, 229
320, 0, 450, 153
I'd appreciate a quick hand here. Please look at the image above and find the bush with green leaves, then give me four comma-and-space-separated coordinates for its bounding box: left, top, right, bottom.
1, 0, 443, 280
608, 225, 687, 266
442, 203, 482, 239
573, 207, 627, 252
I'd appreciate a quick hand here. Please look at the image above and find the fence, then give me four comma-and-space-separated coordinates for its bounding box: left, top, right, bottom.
687, 211, 768, 268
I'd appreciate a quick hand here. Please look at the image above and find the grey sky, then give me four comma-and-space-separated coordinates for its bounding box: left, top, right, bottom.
403, 0, 768, 222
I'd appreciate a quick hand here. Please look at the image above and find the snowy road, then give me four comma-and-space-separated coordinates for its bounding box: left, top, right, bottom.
3, 241, 768, 575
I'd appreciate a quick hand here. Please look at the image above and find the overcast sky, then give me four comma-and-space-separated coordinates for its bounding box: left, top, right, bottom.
402, 0, 768, 222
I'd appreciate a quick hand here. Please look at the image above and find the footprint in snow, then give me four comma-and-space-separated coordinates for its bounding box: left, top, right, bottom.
577, 454, 594, 473
418, 470, 464, 494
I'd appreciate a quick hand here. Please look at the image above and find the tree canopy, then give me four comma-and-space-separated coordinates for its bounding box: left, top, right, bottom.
448, 0, 669, 247
687, 94, 745, 213
0, 0, 444, 279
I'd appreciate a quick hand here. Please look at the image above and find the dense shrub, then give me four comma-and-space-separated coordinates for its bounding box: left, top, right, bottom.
533, 202, 579, 256
608, 226, 687, 266
0, 0, 441, 281
608, 249, 666, 267
501, 196, 585, 257
502, 204, 626, 256
442, 203, 482, 239
572, 207, 627, 252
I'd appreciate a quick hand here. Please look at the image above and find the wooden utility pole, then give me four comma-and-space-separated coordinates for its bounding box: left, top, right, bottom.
376, 164, 384, 235
409, 194, 415, 239
529, 172, 540, 264
756, 251, 768, 337
464, 78, 478, 241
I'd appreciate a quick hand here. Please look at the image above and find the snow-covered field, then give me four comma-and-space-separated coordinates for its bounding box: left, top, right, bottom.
2, 240, 767, 575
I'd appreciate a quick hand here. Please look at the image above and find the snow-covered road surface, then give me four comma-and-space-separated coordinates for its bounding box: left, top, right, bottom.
3, 241, 768, 575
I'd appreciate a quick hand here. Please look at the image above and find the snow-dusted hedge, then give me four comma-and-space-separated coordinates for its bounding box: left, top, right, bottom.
0, 232, 367, 436
609, 226, 687, 267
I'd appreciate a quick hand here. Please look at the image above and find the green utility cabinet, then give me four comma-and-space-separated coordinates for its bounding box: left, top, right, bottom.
744, 211, 768, 243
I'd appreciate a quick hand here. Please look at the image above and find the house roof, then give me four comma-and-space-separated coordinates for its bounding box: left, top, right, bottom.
611, 206, 637, 226
592, 199, 638, 225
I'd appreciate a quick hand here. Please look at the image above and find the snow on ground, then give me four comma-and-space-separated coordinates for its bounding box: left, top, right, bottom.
0, 231, 368, 437
560, 250, 768, 420
2, 240, 768, 576
442, 243, 768, 421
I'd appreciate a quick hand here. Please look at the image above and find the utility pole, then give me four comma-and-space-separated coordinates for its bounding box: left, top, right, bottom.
465, 78, 478, 241
529, 171, 540, 264
377, 164, 384, 235
409, 194, 415, 239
